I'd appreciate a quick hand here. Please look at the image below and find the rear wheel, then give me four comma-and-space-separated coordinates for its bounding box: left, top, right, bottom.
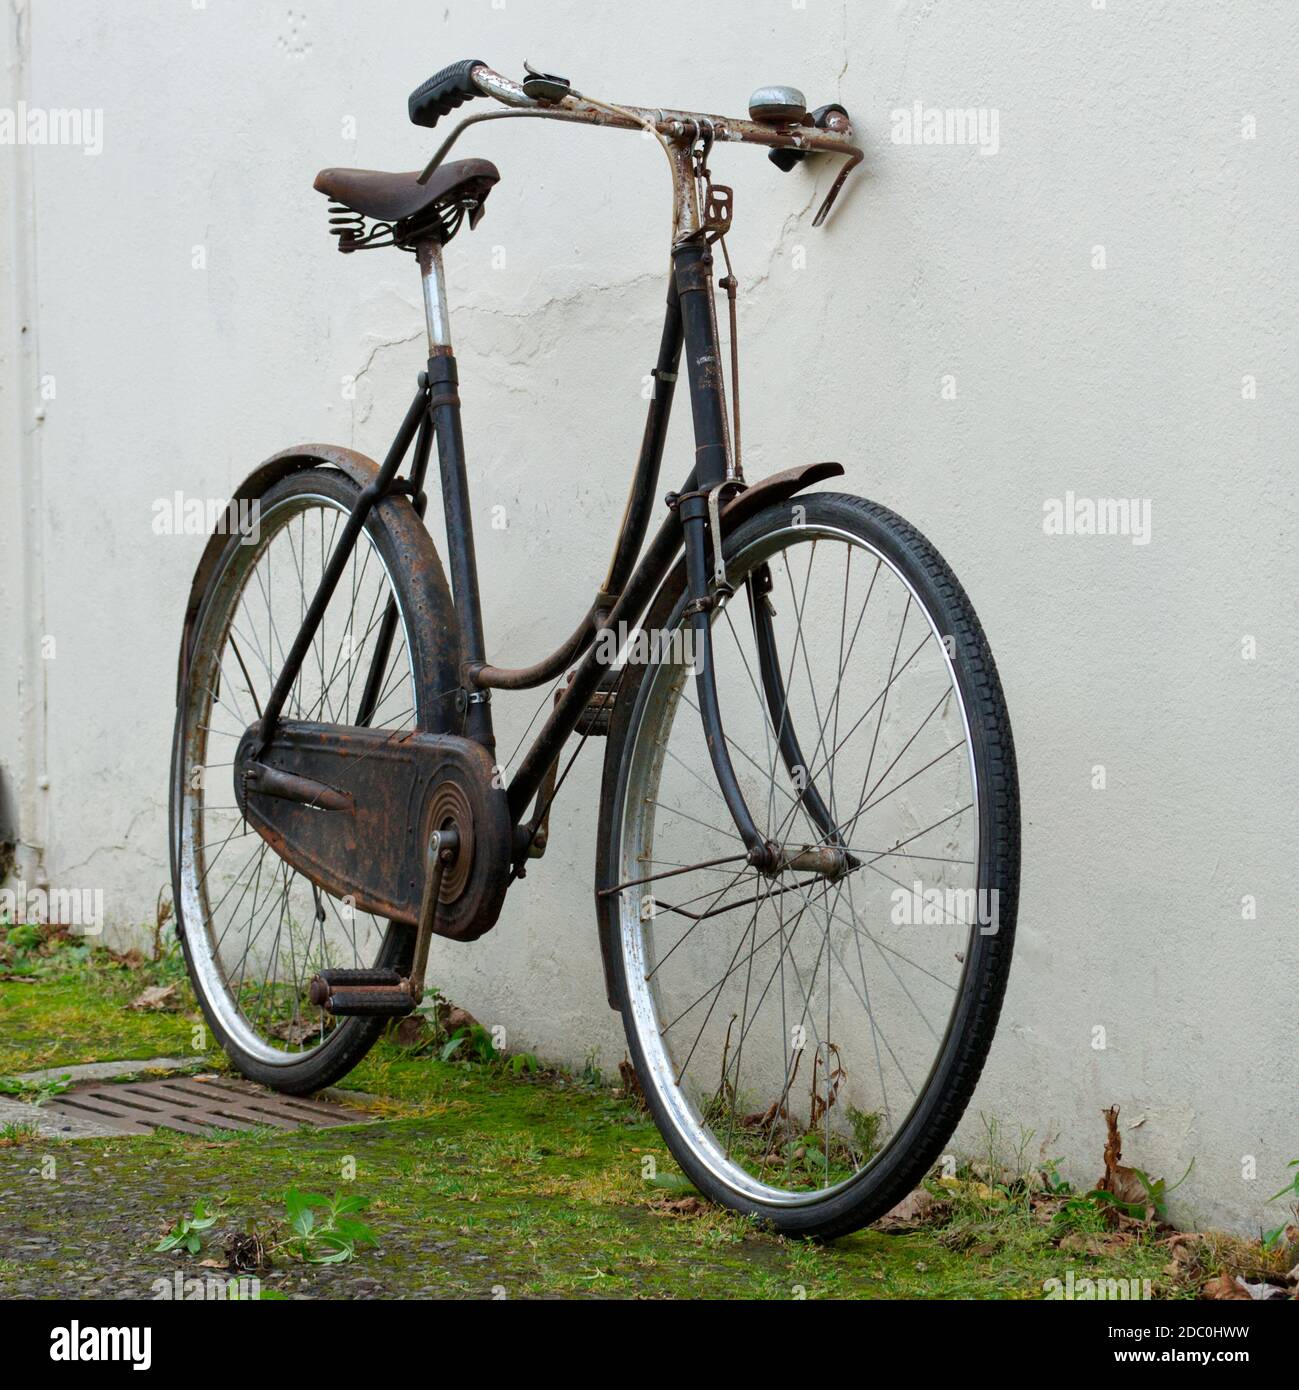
598, 492, 1019, 1238
170, 467, 456, 1094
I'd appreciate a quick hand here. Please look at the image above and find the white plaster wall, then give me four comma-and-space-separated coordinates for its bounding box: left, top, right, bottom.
2, 0, 1296, 1231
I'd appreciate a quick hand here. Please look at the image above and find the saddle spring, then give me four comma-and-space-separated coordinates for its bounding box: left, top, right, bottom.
327, 198, 484, 254
327, 202, 397, 254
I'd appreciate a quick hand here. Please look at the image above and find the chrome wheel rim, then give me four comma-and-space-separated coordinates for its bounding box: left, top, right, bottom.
175, 489, 418, 1066
616, 522, 983, 1206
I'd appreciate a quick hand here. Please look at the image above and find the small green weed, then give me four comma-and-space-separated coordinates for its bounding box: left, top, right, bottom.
154, 1198, 220, 1255
1263, 1160, 1299, 1250
279, 1188, 378, 1265
440, 1023, 498, 1064
0, 1073, 71, 1106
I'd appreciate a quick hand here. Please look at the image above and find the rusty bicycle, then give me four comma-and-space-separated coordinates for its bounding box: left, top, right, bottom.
170, 60, 1020, 1238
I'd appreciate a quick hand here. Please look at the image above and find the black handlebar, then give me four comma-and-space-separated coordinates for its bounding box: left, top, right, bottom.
408, 58, 486, 129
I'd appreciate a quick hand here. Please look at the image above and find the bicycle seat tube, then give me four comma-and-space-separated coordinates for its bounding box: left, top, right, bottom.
419, 235, 494, 749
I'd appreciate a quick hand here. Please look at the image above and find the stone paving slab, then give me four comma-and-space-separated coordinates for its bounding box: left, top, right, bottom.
14, 1056, 207, 1086
0, 1095, 120, 1139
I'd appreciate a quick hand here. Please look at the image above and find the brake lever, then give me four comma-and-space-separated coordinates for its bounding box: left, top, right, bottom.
811, 149, 862, 228
765, 103, 859, 228
418, 63, 579, 185
522, 60, 572, 103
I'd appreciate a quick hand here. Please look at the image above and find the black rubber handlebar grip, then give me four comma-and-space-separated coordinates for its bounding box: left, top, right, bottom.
408, 58, 487, 128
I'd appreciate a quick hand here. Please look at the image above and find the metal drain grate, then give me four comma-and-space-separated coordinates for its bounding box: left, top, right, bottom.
43, 1075, 369, 1137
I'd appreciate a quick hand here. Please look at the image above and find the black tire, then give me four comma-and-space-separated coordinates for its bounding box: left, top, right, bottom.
170, 466, 456, 1095
178, 925, 414, 1098
597, 492, 1020, 1238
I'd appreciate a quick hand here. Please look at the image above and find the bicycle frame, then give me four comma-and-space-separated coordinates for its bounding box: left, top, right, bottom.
254, 71, 864, 871
168, 70, 1018, 1225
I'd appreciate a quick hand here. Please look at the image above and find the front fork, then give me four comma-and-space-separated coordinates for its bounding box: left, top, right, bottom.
679, 499, 846, 873
672, 236, 845, 873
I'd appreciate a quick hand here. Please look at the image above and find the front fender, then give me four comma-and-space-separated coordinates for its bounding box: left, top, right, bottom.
659, 461, 846, 606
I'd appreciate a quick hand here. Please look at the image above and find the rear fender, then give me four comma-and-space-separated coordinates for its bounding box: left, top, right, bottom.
174, 444, 458, 732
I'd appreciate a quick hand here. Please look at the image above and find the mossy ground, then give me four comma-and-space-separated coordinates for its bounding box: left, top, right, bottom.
0, 930, 1253, 1300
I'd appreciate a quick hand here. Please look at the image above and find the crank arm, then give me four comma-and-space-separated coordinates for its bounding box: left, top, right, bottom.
407, 827, 456, 1005
307, 825, 457, 1017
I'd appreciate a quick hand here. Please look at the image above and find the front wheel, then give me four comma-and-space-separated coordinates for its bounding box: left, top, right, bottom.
598, 492, 1020, 1239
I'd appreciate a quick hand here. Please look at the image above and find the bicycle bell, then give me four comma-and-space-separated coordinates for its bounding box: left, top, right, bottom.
747, 85, 808, 125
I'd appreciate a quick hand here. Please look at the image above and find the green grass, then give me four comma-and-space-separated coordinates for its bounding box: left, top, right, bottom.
0, 953, 201, 1075
0, 930, 1215, 1299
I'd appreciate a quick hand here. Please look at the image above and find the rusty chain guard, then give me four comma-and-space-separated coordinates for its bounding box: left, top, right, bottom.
234, 721, 512, 942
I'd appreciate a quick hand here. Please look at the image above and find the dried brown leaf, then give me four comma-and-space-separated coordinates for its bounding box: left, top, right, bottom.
393, 1014, 433, 1048
1095, 1104, 1157, 1222
877, 1187, 936, 1230
127, 983, 179, 1012
1200, 1273, 1252, 1301
650, 1195, 708, 1216
1060, 1230, 1135, 1257
617, 1059, 648, 1112
267, 1015, 320, 1045
443, 1005, 481, 1034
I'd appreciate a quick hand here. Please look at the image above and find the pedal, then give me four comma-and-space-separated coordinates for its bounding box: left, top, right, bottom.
315, 968, 403, 989
308, 968, 414, 1018
318, 986, 414, 1018
307, 825, 458, 1016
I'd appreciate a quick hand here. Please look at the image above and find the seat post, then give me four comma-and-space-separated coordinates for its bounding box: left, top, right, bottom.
417, 238, 452, 354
